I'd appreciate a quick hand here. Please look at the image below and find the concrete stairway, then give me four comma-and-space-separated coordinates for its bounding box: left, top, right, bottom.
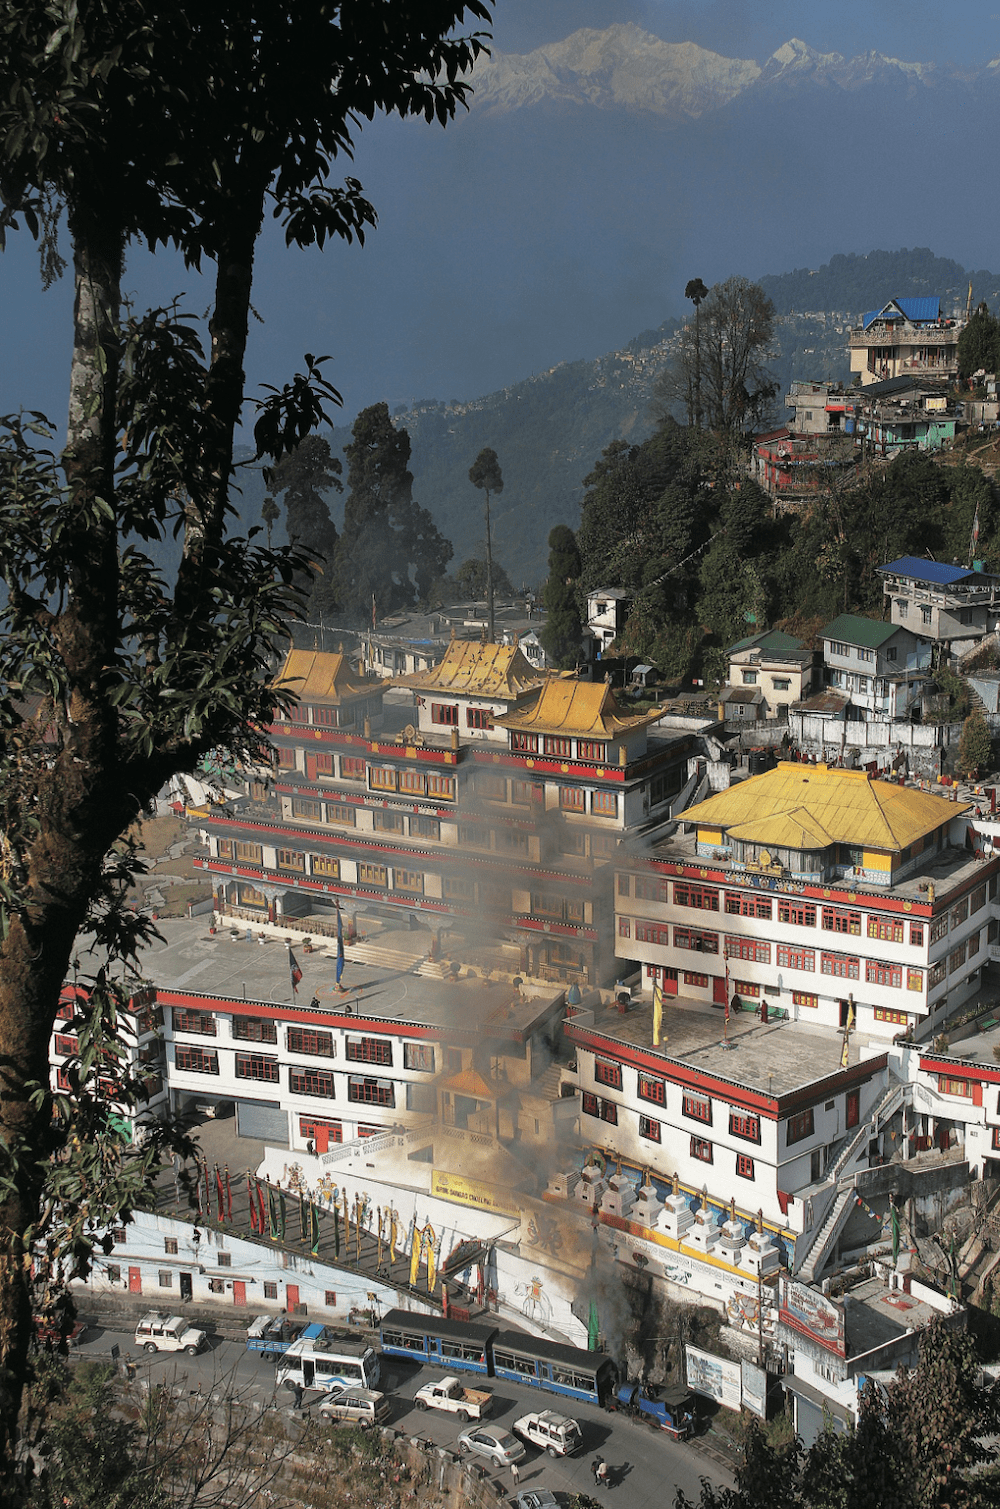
800, 1187, 857, 1284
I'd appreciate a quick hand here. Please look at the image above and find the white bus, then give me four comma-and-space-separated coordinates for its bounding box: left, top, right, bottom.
275, 1334, 381, 1393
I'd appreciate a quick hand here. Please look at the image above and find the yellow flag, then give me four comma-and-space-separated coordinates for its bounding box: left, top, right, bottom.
389, 1212, 398, 1265
653, 980, 663, 1047
409, 1224, 421, 1288
841, 1035, 850, 1068
846, 1004, 855, 1033
426, 1228, 437, 1294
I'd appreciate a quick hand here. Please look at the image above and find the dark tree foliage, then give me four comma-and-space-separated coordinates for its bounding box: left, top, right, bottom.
539, 525, 583, 668
958, 303, 1000, 380
336, 403, 453, 622
468, 446, 504, 642
264, 434, 342, 617
655, 277, 777, 435
454, 557, 514, 600
674, 1323, 1000, 1509
0, 0, 492, 1479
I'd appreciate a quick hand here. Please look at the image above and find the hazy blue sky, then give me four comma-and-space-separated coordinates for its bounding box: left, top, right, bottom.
3, 1, 998, 432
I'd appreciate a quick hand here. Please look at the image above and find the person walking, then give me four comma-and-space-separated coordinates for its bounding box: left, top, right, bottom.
510, 1462, 520, 1490
596, 1458, 609, 1490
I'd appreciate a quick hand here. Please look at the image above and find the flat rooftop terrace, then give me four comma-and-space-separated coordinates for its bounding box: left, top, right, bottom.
85, 916, 561, 1042
843, 1275, 950, 1357
565, 992, 876, 1100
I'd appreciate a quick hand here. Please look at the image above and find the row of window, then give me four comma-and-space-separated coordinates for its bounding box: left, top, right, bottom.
171, 1014, 434, 1070
172, 1046, 397, 1104
591, 1061, 768, 1142
509, 732, 610, 762
617, 876, 987, 943
580, 1096, 759, 1176
617, 926, 931, 989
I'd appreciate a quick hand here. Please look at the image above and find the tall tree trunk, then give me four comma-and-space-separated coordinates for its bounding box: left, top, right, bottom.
485, 487, 494, 643
0, 207, 126, 1481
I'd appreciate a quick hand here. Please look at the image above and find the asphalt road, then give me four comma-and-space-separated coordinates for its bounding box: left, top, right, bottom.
73, 1320, 734, 1508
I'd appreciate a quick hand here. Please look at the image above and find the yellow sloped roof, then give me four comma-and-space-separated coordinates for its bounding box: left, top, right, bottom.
726, 807, 834, 851
275, 649, 371, 704
438, 1067, 495, 1100
683, 762, 967, 853
395, 639, 546, 698
497, 677, 665, 737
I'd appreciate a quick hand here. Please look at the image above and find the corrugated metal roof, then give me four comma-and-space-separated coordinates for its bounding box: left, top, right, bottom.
862, 297, 941, 330
276, 649, 370, 703
821, 613, 899, 649
497, 677, 664, 736
879, 556, 976, 587
728, 629, 805, 655
682, 761, 967, 852
395, 639, 545, 698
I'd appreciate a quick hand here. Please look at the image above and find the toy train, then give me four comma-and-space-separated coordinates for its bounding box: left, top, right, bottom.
379, 1310, 617, 1408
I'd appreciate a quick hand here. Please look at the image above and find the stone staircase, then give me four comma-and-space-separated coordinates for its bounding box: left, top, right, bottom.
800, 1187, 857, 1284
794, 1073, 906, 1282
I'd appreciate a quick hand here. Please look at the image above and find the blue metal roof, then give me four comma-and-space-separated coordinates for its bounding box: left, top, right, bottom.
879, 556, 973, 586
862, 297, 941, 331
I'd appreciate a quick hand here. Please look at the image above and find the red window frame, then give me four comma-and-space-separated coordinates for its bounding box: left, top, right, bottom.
730, 1111, 760, 1142
690, 1136, 713, 1163
594, 1059, 623, 1090
639, 1115, 661, 1142
287, 1027, 334, 1057
345, 1037, 392, 1066
736, 1153, 755, 1180
432, 703, 458, 725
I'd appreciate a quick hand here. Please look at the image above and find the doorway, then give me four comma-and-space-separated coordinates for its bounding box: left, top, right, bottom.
179, 1272, 193, 1302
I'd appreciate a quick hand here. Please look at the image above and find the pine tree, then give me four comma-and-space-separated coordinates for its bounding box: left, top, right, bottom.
265, 435, 342, 616
335, 404, 453, 623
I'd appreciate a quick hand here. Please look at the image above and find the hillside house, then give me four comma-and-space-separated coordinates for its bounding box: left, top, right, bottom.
820, 613, 929, 719
854, 375, 957, 456
878, 556, 1000, 660
587, 588, 631, 656
726, 629, 815, 717
785, 380, 858, 435
848, 298, 962, 387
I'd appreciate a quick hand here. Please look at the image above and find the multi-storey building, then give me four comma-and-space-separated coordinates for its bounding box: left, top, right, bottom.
820, 612, 929, 718
194, 642, 693, 986
848, 298, 962, 386
725, 629, 815, 718
616, 761, 993, 1041
878, 556, 1000, 660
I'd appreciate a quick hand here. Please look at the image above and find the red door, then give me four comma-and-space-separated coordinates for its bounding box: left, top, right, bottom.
128, 1266, 142, 1294
662, 968, 678, 997
712, 975, 727, 1006
233, 1281, 247, 1307
315, 1125, 329, 1154
286, 1284, 300, 1310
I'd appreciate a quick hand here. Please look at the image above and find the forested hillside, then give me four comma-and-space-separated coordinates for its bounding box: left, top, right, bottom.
269, 249, 1000, 591
759, 248, 1000, 318
577, 425, 1000, 685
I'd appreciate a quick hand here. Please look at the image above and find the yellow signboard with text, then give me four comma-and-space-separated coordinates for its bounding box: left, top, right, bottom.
431, 1169, 522, 1221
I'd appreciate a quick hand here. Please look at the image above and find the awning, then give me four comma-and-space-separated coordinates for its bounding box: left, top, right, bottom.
781, 1372, 853, 1426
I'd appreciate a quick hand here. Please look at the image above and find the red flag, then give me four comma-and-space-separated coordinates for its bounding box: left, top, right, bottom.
203, 1164, 212, 1221
225, 1166, 233, 1222
289, 947, 302, 994
256, 1179, 267, 1234
216, 1166, 225, 1223
248, 1173, 258, 1234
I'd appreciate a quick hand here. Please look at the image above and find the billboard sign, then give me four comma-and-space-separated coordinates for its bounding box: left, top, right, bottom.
741, 1359, 768, 1420
779, 1277, 846, 1357
685, 1345, 742, 1411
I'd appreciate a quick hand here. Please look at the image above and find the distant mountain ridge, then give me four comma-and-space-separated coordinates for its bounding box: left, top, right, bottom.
469, 24, 988, 119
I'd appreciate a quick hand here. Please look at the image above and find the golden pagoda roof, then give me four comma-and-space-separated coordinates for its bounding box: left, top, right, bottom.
275, 649, 372, 705
437, 1067, 496, 1100
683, 762, 968, 854
497, 677, 665, 737
395, 639, 546, 699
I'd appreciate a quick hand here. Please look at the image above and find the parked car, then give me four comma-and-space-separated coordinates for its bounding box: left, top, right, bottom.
515, 1493, 559, 1509
316, 1388, 391, 1428
33, 1315, 87, 1348
456, 1425, 526, 1468
134, 1313, 207, 1355
512, 1408, 582, 1457
414, 1375, 493, 1421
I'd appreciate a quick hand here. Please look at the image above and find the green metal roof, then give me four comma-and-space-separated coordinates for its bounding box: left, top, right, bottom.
820, 613, 899, 649
727, 629, 804, 655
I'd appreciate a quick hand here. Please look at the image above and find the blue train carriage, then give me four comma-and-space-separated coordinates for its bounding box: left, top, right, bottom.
379, 1310, 498, 1376
491, 1330, 618, 1407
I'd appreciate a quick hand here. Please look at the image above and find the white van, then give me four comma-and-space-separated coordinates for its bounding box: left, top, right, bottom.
135, 1313, 207, 1355
317, 1388, 391, 1428
512, 1409, 582, 1457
